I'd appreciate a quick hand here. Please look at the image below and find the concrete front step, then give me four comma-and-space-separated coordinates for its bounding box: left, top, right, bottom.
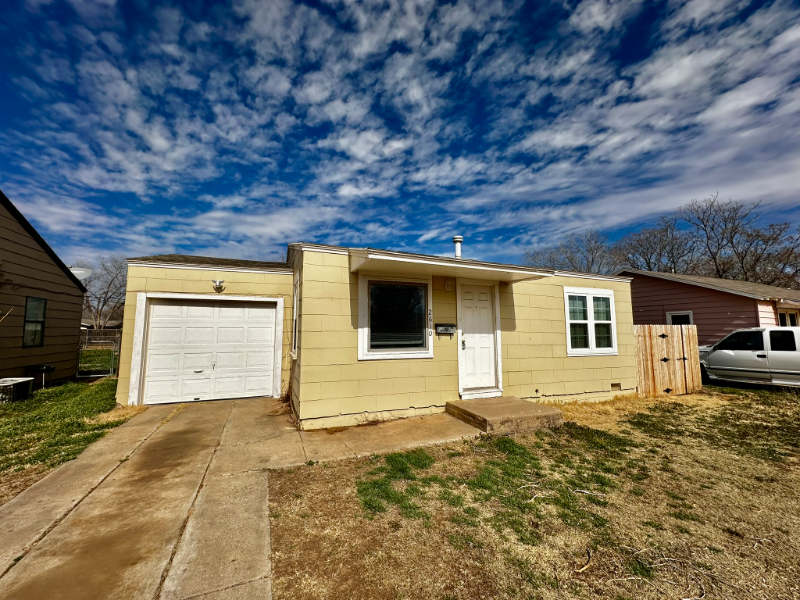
445, 396, 563, 434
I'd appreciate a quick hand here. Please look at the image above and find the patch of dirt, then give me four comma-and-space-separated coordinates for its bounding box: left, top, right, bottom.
0, 464, 49, 506
269, 391, 800, 599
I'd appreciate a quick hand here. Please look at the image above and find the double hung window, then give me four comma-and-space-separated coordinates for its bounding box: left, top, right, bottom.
23, 297, 46, 347
564, 288, 617, 356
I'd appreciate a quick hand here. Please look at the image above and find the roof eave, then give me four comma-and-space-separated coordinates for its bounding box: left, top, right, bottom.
349, 248, 553, 283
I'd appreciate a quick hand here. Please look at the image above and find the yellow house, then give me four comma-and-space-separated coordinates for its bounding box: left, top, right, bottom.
117, 241, 637, 429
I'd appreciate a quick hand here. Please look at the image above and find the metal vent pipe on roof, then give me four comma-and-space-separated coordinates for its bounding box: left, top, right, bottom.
453, 235, 463, 259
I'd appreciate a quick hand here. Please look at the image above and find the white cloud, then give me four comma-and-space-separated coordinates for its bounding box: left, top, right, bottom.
3, 0, 799, 263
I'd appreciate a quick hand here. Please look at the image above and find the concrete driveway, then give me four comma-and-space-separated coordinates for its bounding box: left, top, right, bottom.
0, 398, 478, 600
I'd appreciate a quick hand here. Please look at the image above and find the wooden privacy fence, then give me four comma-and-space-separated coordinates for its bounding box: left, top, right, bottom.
635, 324, 702, 397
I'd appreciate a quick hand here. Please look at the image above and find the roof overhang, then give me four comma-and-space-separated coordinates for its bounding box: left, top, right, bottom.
348, 249, 552, 283
126, 260, 292, 275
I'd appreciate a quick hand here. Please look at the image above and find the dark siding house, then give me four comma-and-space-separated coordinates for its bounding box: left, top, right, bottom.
0, 191, 86, 383
620, 269, 800, 346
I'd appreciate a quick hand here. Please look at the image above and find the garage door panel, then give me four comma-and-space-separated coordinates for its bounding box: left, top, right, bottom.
217, 327, 245, 344
147, 353, 181, 372
185, 327, 214, 345
246, 306, 274, 320
246, 352, 272, 368
184, 353, 213, 370
145, 379, 180, 402
216, 352, 244, 369
144, 299, 278, 405
182, 377, 213, 396
214, 377, 245, 395
219, 305, 246, 319
246, 376, 272, 392
152, 304, 183, 319
150, 327, 182, 346
186, 304, 215, 319
247, 327, 273, 343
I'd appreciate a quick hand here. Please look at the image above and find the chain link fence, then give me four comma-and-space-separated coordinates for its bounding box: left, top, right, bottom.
77, 330, 121, 378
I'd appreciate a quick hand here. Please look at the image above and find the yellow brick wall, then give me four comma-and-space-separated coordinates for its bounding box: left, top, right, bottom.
116, 265, 293, 405
500, 275, 637, 399
296, 251, 459, 423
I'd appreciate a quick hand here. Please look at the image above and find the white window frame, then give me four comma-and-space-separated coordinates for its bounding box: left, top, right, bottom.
563, 287, 618, 357
358, 274, 434, 361
666, 310, 694, 325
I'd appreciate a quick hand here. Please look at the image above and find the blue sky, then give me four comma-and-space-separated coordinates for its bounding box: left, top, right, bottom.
1, 0, 799, 264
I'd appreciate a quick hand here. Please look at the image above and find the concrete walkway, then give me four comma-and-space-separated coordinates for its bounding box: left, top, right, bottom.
0, 398, 479, 600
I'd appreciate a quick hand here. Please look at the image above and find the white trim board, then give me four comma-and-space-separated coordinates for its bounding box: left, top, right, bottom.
127, 292, 284, 405
456, 278, 503, 398
287, 242, 350, 255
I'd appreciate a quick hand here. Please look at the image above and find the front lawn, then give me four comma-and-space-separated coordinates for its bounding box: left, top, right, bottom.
0, 379, 141, 505
269, 387, 800, 599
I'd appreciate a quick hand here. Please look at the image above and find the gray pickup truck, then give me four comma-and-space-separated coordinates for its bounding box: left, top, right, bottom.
699, 327, 800, 386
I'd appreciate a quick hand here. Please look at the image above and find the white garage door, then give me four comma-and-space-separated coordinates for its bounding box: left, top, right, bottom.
143, 299, 278, 404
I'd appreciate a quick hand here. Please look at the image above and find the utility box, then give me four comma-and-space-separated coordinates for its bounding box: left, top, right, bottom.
0, 377, 34, 403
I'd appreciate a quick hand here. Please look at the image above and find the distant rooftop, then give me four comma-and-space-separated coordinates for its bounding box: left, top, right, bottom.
620, 268, 800, 303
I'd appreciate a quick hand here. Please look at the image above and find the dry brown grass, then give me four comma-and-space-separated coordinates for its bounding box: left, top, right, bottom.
85, 404, 147, 425
554, 392, 730, 431
269, 389, 800, 600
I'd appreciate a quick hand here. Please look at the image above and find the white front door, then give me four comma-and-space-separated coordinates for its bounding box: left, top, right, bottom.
143, 299, 277, 404
460, 284, 498, 392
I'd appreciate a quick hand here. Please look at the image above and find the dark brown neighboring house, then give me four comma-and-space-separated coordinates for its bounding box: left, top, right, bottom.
0, 190, 86, 382
619, 269, 800, 346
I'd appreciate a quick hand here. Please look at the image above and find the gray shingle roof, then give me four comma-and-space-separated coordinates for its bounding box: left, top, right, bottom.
128, 254, 290, 271
619, 269, 800, 303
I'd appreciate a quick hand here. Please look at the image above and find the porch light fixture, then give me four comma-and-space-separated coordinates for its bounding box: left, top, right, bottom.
212, 279, 225, 292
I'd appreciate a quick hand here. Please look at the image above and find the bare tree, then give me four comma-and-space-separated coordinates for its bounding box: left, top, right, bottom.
76, 255, 128, 329
680, 195, 800, 287
727, 222, 800, 286
678, 194, 759, 279
524, 230, 621, 275
523, 195, 800, 287
615, 216, 698, 274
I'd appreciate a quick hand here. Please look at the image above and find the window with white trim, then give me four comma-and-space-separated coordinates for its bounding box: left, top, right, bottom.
564, 287, 617, 356
358, 275, 433, 360
667, 311, 693, 325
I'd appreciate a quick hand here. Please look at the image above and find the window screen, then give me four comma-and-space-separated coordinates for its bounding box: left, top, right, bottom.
369, 282, 427, 350
23, 297, 47, 347
770, 330, 797, 352
716, 331, 764, 351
